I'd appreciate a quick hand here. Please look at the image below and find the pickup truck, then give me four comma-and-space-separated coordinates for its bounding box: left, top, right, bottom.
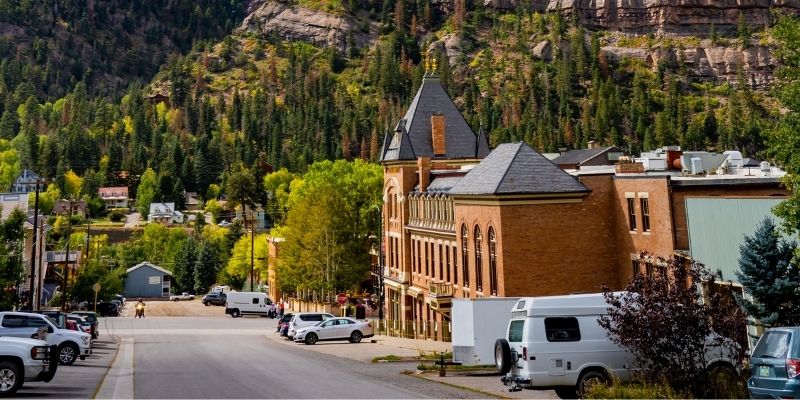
0, 337, 58, 395
169, 292, 195, 301
0, 325, 47, 341
0, 312, 91, 365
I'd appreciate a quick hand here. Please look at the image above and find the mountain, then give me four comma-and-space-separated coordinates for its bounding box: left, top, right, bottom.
0, 0, 246, 100
0, 0, 797, 205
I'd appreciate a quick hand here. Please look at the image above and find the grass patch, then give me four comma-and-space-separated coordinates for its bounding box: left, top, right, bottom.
371, 354, 402, 363
418, 350, 452, 360
583, 379, 685, 399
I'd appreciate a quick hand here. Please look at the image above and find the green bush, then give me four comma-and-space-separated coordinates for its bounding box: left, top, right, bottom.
108, 210, 126, 222
583, 379, 684, 399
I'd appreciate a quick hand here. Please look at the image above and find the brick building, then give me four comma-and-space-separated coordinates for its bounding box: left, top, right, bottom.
380, 71, 789, 341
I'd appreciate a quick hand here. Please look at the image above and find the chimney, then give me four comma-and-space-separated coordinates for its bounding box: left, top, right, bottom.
417, 157, 431, 192
587, 140, 597, 149
431, 113, 446, 156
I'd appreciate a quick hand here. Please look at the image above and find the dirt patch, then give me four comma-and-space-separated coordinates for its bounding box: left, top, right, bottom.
123, 299, 228, 317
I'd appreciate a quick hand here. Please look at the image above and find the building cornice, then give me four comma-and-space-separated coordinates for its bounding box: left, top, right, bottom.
452, 192, 588, 206
405, 225, 457, 237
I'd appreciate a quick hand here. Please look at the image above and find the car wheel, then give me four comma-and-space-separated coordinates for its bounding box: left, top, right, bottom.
58, 343, 79, 365
203, 301, 209, 306
305, 333, 318, 345
576, 370, 607, 397
494, 338, 513, 374
708, 362, 738, 398
231, 309, 240, 318
0, 360, 22, 396
554, 387, 578, 399
349, 330, 363, 343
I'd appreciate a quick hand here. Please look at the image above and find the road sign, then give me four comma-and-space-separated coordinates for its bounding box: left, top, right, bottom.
336, 293, 347, 305
93, 282, 101, 313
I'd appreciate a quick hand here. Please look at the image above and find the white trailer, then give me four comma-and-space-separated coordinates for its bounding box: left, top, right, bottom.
451, 297, 519, 366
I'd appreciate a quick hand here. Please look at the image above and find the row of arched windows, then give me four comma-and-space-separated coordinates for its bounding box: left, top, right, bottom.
460, 224, 499, 296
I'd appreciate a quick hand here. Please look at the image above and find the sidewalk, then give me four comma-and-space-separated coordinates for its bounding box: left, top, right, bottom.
263, 326, 555, 399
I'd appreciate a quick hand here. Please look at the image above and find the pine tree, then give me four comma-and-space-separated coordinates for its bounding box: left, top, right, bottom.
174, 238, 196, 293
193, 242, 219, 294
736, 218, 800, 327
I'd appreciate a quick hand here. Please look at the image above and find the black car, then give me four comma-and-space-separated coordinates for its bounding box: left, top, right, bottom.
202, 292, 226, 306
96, 302, 119, 317
278, 313, 294, 336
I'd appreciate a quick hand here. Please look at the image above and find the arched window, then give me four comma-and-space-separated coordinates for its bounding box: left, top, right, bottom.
489, 227, 498, 296
474, 226, 483, 292
461, 224, 469, 288
387, 188, 396, 219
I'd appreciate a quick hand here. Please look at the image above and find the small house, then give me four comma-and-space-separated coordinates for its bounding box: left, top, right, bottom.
184, 192, 200, 211
53, 200, 87, 218
12, 169, 41, 193
0, 193, 28, 221
123, 262, 172, 298
99, 187, 129, 210
148, 202, 184, 224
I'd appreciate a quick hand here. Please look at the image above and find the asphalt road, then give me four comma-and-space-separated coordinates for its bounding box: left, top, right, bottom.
91, 315, 484, 399
15, 336, 119, 398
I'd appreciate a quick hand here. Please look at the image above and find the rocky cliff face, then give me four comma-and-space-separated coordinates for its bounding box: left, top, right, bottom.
237, 0, 376, 53
485, 0, 800, 35
606, 45, 776, 88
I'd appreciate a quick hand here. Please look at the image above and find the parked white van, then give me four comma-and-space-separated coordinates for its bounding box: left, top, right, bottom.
494, 293, 737, 398
224, 292, 274, 318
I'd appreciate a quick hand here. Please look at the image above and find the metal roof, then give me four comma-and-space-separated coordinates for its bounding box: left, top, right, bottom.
552, 147, 614, 166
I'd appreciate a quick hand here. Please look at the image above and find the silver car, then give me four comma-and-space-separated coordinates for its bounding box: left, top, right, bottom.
294, 317, 375, 345
287, 313, 334, 339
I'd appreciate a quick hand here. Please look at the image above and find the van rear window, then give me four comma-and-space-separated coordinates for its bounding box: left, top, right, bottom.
544, 317, 581, 342
508, 320, 524, 342
753, 331, 792, 359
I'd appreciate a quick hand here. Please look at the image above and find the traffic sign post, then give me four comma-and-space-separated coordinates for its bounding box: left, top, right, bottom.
92, 282, 101, 313
336, 293, 347, 305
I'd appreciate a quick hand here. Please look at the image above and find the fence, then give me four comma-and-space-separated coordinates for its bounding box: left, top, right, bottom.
373, 319, 452, 342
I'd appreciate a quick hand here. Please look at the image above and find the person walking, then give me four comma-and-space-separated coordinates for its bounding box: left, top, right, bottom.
278, 298, 285, 317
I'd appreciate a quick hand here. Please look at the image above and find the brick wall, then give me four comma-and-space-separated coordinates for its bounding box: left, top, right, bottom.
611, 175, 675, 285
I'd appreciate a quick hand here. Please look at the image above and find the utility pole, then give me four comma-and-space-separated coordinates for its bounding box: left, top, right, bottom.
249, 207, 255, 292
61, 200, 73, 312
28, 178, 40, 310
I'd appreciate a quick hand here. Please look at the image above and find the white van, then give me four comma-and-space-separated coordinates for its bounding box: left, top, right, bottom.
494, 293, 737, 398
224, 292, 274, 318
212, 285, 231, 294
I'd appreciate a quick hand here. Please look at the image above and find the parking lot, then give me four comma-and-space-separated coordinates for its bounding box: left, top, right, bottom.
120, 298, 227, 317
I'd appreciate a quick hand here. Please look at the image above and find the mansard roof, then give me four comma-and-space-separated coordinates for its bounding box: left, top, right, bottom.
449, 142, 589, 195
380, 75, 489, 162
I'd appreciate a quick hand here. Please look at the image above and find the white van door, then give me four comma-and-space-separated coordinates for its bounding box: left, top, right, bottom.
543, 317, 582, 379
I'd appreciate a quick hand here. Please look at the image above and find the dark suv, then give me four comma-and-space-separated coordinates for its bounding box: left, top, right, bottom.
202, 292, 226, 306
749, 327, 800, 398
96, 302, 119, 317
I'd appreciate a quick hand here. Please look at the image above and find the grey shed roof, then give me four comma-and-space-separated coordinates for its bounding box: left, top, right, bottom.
419, 176, 464, 193
449, 142, 589, 195
552, 147, 613, 166
381, 75, 490, 162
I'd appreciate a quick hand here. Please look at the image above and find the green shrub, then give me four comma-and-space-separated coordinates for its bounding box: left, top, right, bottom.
583, 379, 684, 399
108, 210, 126, 222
